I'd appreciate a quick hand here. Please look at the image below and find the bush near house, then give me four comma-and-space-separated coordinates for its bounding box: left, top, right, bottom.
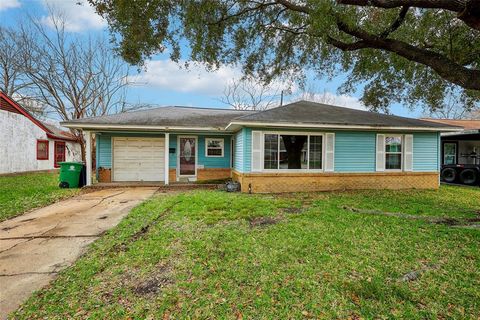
0, 172, 79, 222
12, 186, 480, 319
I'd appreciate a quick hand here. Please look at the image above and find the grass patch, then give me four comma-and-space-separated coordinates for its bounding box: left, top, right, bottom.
12, 186, 480, 319
0, 172, 79, 221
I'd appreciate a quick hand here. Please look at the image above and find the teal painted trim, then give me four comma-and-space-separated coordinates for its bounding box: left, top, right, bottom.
413, 132, 439, 172
335, 131, 376, 172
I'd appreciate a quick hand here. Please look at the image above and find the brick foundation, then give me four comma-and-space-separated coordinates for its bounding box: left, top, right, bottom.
98, 167, 111, 183
232, 170, 439, 193
197, 168, 231, 181
169, 168, 231, 182
169, 169, 176, 182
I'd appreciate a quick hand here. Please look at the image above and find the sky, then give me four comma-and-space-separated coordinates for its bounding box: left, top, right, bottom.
0, 0, 423, 118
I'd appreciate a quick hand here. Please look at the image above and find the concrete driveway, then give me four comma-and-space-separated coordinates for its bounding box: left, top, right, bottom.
0, 187, 158, 318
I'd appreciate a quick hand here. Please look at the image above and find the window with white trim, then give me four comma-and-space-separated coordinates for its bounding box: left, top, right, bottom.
263, 133, 323, 170
385, 135, 402, 170
205, 138, 224, 157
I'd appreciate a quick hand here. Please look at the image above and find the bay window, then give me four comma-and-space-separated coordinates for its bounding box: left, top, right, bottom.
263, 133, 323, 170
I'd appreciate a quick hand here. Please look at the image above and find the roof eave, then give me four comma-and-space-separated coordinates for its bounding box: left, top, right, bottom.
62, 122, 232, 132
225, 121, 462, 132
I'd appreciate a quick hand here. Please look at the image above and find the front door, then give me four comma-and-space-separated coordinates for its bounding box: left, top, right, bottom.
54, 141, 66, 168
178, 137, 197, 177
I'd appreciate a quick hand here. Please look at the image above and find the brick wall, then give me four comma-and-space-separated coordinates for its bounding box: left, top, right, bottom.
169, 168, 231, 182
197, 168, 231, 181
232, 170, 439, 193
98, 168, 111, 183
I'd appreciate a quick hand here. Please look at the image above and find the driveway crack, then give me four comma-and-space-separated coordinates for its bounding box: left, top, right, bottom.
89, 191, 127, 209
0, 238, 34, 254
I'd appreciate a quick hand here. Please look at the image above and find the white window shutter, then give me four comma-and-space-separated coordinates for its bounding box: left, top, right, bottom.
324, 133, 335, 172
376, 134, 385, 171
251, 131, 263, 172
404, 134, 413, 172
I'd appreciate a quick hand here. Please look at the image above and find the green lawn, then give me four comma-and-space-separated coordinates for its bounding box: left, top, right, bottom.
0, 172, 80, 222
12, 186, 480, 319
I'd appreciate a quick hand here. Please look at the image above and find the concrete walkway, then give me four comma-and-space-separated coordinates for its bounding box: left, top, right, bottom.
0, 187, 158, 318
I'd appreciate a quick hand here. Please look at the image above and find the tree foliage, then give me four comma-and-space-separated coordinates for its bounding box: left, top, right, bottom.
89, 0, 480, 114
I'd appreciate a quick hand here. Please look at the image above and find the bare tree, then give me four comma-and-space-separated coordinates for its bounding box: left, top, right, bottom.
424, 85, 480, 119
295, 89, 337, 105
15, 10, 131, 160
220, 77, 283, 111
0, 27, 34, 101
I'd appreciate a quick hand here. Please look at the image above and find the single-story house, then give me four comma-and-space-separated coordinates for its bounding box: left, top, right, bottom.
421, 118, 480, 166
62, 101, 459, 193
0, 92, 82, 174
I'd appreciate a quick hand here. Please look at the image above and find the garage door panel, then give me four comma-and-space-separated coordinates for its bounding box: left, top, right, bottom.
113, 137, 165, 182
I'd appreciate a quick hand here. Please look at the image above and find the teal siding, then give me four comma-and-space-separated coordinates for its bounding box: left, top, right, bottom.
96, 132, 163, 171
233, 128, 252, 172
198, 135, 232, 168
234, 130, 244, 172
97, 134, 112, 168
168, 134, 232, 169
335, 131, 376, 172
96, 132, 232, 171
169, 134, 177, 168
237, 129, 440, 173
413, 132, 439, 172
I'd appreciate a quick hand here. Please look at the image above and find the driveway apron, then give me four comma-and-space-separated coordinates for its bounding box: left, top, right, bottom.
0, 187, 158, 318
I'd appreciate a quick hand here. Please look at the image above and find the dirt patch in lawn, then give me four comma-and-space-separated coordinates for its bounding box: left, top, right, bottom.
342, 205, 480, 229
133, 264, 174, 296
282, 207, 303, 214
249, 216, 282, 227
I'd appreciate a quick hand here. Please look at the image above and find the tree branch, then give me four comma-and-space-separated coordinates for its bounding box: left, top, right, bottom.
337, 0, 480, 31
332, 20, 480, 90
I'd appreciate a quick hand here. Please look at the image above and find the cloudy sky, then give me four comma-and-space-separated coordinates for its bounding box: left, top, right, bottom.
0, 0, 418, 117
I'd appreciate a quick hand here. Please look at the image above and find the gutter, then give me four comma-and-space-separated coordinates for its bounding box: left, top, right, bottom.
62, 120, 462, 133
225, 121, 463, 132
61, 122, 231, 132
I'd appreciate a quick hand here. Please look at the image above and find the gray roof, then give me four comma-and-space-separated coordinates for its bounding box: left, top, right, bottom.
63, 101, 460, 131
232, 101, 457, 129
65, 106, 255, 128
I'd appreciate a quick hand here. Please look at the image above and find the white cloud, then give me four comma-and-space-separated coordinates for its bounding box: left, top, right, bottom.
133, 59, 288, 96
40, 0, 106, 32
0, 0, 20, 11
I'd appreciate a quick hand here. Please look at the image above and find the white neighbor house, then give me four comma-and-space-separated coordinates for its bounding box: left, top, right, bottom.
0, 92, 82, 174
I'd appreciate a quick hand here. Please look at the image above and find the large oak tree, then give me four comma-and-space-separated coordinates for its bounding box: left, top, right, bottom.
89, 0, 480, 113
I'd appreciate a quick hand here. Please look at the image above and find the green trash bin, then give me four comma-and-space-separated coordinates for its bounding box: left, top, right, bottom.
58, 162, 83, 188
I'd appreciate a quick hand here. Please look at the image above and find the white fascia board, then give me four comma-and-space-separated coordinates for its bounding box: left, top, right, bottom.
441, 129, 480, 136
225, 121, 462, 132
62, 123, 232, 132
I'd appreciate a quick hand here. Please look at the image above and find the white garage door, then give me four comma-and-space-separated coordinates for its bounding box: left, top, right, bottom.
113, 137, 165, 182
